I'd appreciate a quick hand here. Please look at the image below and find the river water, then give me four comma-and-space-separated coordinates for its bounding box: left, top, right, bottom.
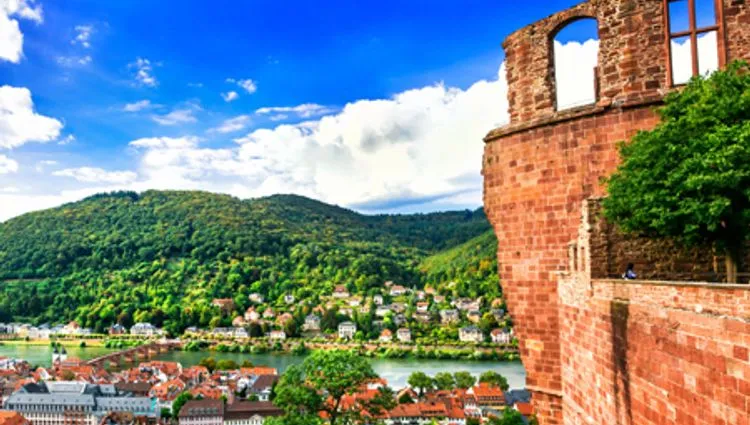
0, 344, 526, 390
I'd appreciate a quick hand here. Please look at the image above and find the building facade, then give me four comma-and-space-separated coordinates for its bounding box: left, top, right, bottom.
3, 382, 159, 425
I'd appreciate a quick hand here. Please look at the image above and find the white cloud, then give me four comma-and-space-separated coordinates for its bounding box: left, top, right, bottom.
221, 91, 239, 102
152, 107, 198, 126
53, 167, 138, 184
671, 31, 718, 85
255, 103, 335, 119
210, 115, 251, 134
129, 136, 199, 150
123, 66, 511, 212
123, 99, 156, 112
0, 186, 20, 193
129, 57, 157, 87
554, 39, 599, 110
71, 24, 93, 48
0, 85, 63, 149
58, 134, 75, 145
187, 82, 203, 88
56, 55, 91, 67
0, 154, 19, 174
227, 78, 257, 94
0, 0, 43, 63
237, 79, 257, 94
35, 159, 57, 172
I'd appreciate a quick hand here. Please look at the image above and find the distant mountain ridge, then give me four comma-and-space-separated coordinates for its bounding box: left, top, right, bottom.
0, 190, 488, 279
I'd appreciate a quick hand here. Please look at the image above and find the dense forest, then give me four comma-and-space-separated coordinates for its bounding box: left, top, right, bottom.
0, 190, 500, 335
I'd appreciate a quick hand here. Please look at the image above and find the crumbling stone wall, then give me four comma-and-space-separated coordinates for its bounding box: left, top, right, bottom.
482, 1, 750, 424
585, 198, 750, 282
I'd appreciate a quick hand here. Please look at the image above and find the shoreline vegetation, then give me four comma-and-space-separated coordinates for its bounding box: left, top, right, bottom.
0, 336, 520, 362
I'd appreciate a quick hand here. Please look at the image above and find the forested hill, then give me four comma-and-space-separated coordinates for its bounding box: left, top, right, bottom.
0, 190, 499, 333
0, 190, 488, 279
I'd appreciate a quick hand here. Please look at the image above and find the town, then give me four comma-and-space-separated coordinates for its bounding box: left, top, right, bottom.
0, 348, 530, 425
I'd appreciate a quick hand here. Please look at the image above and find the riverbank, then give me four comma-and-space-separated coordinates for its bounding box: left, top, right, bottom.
0, 338, 105, 347
0, 336, 519, 361
183, 338, 520, 361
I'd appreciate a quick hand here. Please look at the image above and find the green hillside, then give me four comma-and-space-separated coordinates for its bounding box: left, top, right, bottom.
0, 190, 498, 335
420, 230, 500, 300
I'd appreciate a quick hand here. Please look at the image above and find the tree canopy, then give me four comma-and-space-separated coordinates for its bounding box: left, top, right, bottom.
479, 371, 509, 391
271, 350, 394, 425
604, 62, 750, 282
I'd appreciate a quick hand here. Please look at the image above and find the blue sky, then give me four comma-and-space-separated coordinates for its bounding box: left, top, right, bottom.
0, 0, 599, 221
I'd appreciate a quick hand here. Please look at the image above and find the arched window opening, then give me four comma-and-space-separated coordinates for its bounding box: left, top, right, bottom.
666, 0, 724, 86
552, 18, 600, 111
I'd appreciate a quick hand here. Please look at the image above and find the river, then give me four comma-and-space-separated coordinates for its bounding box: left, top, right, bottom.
0, 344, 526, 390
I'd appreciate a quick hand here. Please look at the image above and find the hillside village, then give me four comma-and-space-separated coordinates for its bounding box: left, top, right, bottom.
1, 280, 514, 349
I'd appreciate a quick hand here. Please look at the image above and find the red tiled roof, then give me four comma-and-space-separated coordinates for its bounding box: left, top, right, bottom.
516, 402, 534, 416
240, 367, 278, 376
0, 411, 30, 425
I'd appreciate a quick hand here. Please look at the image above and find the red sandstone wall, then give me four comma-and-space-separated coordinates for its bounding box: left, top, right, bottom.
560, 279, 750, 425
483, 1, 750, 424
484, 106, 660, 424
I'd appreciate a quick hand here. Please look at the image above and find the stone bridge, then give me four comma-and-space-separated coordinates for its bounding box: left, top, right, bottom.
86, 341, 182, 368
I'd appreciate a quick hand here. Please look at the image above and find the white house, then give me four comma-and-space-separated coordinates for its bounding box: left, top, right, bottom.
338, 322, 357, 340
459, 326, 484, 343
269, 330, 286, 341
333, 285, 350, 299
130, 322, 163, 336
389, 285, 407, 296
491, 328, 513, 344
245, 307, 260, 322
439, 309, 460, 324
397, 328, 411, 343
379, 329, 393, 343
303, 315, 320, 331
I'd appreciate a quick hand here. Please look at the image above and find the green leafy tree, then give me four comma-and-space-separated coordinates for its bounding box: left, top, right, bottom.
398, 392, 414, 404
272, 350, 389, 425
407, 371, 433, 397
216, 359, 239, 370
453, 371, 476, 389
199, 357, 217, 372
479, 371, 509, 391
172, 392, 194, 417
604, 62, 750, 283
160, 408, 172, 419
433, 372, 455, 390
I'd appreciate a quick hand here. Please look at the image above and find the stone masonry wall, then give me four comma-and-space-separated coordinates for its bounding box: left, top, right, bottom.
483, 1, 750, 424
559, 278, 750, 425
585, 198, 750, 282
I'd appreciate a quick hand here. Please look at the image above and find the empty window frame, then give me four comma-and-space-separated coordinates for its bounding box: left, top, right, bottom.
665, 0, 724, 86
552, 18, 600, 111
